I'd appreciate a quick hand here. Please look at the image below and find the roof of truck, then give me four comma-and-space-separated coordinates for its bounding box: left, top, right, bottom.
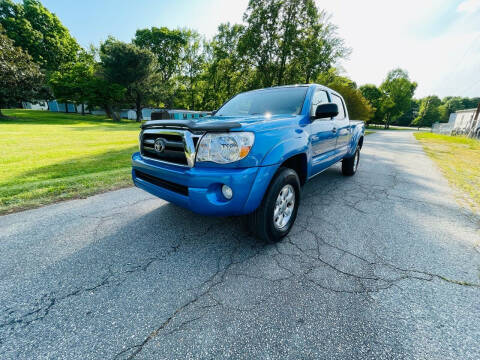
247, 83, 337, 94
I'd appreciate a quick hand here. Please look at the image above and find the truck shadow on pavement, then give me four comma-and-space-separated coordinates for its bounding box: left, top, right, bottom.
1, 133, 480, 359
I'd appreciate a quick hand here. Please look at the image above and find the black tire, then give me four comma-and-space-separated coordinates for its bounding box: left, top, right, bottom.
247, 167, 301, 243
342, 148, 360, 176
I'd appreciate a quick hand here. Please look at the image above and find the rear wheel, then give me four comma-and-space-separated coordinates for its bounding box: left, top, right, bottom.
247, 167, 301, 243
342, 148, 360, 176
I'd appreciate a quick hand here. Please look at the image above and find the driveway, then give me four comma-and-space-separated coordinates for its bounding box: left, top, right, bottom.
1, 131, 479, 359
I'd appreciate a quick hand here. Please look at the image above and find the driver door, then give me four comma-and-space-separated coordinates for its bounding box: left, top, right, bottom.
309, 89, 338, 175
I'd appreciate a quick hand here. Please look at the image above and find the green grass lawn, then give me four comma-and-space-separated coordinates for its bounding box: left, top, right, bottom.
0, 109, 140, 214
414, 132, 480, 211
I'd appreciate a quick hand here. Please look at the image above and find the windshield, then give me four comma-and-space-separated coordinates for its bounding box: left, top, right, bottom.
216, 87, 308, 117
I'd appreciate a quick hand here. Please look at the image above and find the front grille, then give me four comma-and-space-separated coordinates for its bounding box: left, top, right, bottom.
134, 170, 188, 196
141, 132, 188, 165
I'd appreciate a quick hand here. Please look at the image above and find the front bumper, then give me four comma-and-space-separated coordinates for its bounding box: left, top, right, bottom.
132, 152, 278, 216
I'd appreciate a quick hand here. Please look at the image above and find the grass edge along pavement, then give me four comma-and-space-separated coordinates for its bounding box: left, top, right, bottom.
414, 132, 480, 214
0, 109, 140, 215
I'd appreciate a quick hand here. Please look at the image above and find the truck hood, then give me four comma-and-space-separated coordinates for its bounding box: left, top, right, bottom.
141, 114, 300, 132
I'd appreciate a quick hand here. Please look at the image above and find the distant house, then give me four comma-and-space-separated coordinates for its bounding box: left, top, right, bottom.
21, 101, 48, 110
126, 108, 210, 121
47, 100, 77, 113
21, 101, 211, 121
451, 108, 478, 135
432, 106, 480, 137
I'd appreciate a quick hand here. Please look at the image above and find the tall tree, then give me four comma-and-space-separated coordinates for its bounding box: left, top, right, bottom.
48, 55, 93, 115
0, 26, 43, 118
49, 53, 125, 119
100, 38, 157, 121
173, 30, 206, 110
133, 27, 187, 108
133, 27, 186, 83
412, 95, 441, 128
239, 0, 348, 87
291, 10, 348, 84
396, 98, 420, 126
379, 69, 417, 129
200, 23, 249, 110
318, 70, 374, 121
239, 0, 282, 87
0, 0, 80, 71
360, 84, 384, 125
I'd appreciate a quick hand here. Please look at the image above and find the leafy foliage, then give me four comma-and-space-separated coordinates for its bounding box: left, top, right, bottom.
0, 26, 43, 116
199, 23, 249, 110
359, 84, 384, 125
0, 0, 80, 71
318, 70, 373, 121
174, 30, 206, 110
49, 53, 125, 118
133, 26, 188, 108
133, 27, 187, 83
412, 96, 442, 128
100, 38, 158, 121
379, 69, 417, 128
438, 96, 480, 123
239, 0, 348, 88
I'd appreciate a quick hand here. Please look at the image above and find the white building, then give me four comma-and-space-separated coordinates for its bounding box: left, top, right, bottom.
22, 101, 48, 110
451, 108, 478, 135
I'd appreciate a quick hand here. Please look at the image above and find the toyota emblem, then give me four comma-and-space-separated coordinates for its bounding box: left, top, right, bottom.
154, 138, 166, 153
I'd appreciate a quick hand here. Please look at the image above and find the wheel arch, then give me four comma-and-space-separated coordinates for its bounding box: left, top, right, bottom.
279, 153, 308, 186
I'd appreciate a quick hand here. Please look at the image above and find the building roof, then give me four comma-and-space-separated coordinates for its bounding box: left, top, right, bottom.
456, 108, 477, 114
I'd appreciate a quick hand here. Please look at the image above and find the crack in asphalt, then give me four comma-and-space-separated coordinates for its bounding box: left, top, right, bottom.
1, 133, 479, 359
0, 245, 180, 336
113, 231, 265, 360
112, 217, 480, 359
0, 215, 230, 350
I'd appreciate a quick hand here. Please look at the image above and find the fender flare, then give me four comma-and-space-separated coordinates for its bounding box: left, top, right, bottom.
347, 127, 365, 157
260, 135, 309, 167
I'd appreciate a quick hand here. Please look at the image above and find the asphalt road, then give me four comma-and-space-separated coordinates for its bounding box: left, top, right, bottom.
1, 131, 479, 359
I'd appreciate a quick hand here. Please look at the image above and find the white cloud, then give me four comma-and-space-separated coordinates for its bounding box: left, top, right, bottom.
457, 0, 480, 13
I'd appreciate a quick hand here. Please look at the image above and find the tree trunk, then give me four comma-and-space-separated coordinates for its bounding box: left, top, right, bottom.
81, 103, 85, 116
0, 108, 4, 119
104, 103, 113, 119
112, 111, 120, 122
135, 92, 142, 122
65, 103, 69, 113
385, 114, 390, 129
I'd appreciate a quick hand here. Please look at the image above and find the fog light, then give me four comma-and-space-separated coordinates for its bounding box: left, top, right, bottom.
221, 185, 233, 200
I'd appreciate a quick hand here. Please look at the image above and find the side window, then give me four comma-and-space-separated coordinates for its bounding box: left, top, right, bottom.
331, 94, 346, 120
310, 89, 329, 117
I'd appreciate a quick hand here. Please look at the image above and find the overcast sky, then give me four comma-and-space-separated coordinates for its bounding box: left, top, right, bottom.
41, 0, 480, 98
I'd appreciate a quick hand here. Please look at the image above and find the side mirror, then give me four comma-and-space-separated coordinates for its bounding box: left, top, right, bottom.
211, 109, 218, 116
314, 103, 339, 120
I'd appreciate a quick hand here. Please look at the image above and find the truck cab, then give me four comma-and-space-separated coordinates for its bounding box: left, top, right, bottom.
132, 84, 365, 242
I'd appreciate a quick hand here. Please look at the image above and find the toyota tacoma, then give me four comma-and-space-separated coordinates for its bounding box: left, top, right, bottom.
132, 84, 365, 242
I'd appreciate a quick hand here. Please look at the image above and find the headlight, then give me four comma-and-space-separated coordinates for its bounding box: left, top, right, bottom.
196, 132, 255, 164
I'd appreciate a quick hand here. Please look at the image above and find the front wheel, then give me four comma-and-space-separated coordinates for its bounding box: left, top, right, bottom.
342, 148, 360, 176
247, 167, 301, 243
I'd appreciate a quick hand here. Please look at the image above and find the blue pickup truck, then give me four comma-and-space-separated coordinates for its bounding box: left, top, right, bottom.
132, 84, 365, 242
